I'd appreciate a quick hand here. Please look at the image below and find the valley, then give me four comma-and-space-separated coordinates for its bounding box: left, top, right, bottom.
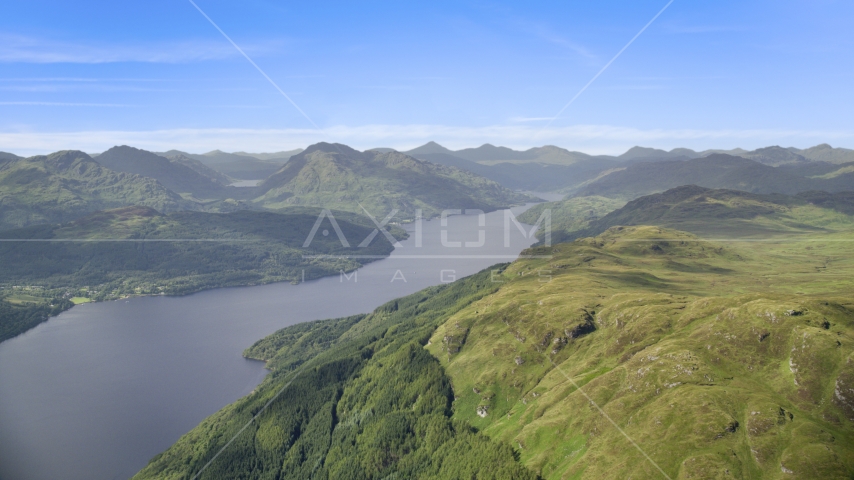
2, 140, 853, 479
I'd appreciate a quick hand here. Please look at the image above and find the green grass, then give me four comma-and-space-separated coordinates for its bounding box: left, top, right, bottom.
426, 225, 854, 479
69, 297, 91, 304
518, 195, 625, 243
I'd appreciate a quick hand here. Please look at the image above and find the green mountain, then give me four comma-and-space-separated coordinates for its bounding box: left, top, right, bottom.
523, 186, 854, 245
518, 195, 626, 244
408, 143, 600, 167
574, 154, 854, 200
410, 151, 617, 192
162, 149, 296, 180
233, 149, 304, 161
0, 205, 404, 341
256, 143, 534, 220
618, 146, 699, 161
0, 151, 21, 161
792, 144, 854, 164
427, 225, 854, 479
157, 150, 283, 180
136, 207, 854, 479
578, 185, 854, 239
94, 146, 231, 198
164, 153, 234, 185
738, 146, 809, 166
0, 150, 190, 230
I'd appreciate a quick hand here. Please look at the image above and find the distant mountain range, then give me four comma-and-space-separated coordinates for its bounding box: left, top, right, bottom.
574, 154, 854, 200
95, 146, 231, 198
3, 142, 854, 232
157, 149, 302, 180
521, 185, 854, 244
0, 143, 533, 230
255, 143, 534, 220
580, 185, 854, 239
0, 150, 190, 230
399, 142, 854, 194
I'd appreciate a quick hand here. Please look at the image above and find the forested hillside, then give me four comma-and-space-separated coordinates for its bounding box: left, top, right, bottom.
0, 206, 404, 341
134, 269, 538, 480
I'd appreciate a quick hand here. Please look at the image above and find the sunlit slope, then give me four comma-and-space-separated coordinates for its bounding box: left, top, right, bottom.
428, 226, 854, 479
518, 195, 626, 243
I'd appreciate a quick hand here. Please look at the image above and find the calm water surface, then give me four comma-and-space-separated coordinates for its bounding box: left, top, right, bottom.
0, 205, 540, 480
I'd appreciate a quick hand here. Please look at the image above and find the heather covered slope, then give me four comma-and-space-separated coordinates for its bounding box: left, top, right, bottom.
0, 150, 190, 230
256, 143, 534, 220
429, 226, 854, 479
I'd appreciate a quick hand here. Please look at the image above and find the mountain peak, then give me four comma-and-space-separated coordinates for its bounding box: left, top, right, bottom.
619, 146, 669, 159
302, 142, 362, 157
404, 141, 454, 156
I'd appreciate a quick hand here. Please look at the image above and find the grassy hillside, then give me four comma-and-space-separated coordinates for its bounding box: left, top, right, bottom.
256, 143, 534, 220
0, 206, 404, 341
0, 150, 191, 230
573, 186, 854, 241
518, 196, 626, 244
518, 187, 854, 246
427, 225, 854, 479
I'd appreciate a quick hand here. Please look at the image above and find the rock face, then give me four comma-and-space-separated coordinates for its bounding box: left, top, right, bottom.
476, 405, 489, 418
566, 309, 597, 339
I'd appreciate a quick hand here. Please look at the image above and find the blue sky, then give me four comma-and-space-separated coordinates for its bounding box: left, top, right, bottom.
1, 0, 853, 155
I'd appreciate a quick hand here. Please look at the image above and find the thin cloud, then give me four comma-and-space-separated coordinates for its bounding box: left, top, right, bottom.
662, 23, 746, 34
528, 24, 596, 59
508, 117, 555, 123
0, 101, 135, 107
0, 34, 285, 64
